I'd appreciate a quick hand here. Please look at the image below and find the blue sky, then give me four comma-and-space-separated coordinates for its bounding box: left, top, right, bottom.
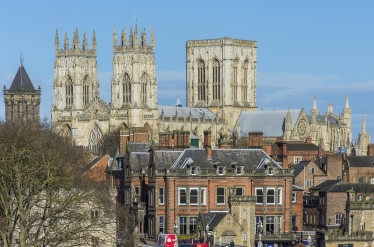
0, 1, 373, 143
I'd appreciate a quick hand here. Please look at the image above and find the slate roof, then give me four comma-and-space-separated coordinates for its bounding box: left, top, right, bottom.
233, 109, 301, 138
309, 180, 340, 191
288, 143, 319, 151
159, 106, 218, 120
153, 148, 282, 170
293, 161, 312, 177
9, 64, 36, 91
346, 156, 374, 168
292, 185, 304, 191
201, 212, 226, 230
319, 182, 374, 193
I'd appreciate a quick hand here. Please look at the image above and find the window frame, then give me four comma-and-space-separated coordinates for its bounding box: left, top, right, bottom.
291, 192, 297, 203
266, 188, 275, 205
178, 188, 187, 205
218, 167, 224, 175
189, 188, 199, 205
277, 188, 282, 205
335, 214, 342, 225
306, 180, 313, 187
159, 187, 164, 205
294, 157, 302, 164
255, 188, 263, 204
216, 187, 226, 205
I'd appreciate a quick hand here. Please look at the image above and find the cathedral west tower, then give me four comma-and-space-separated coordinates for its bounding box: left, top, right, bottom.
186, 37, 257, 132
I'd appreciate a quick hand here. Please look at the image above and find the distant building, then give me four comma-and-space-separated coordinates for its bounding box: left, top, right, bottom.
3, 60, 41, 122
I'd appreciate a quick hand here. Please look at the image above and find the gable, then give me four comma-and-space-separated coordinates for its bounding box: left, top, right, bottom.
290, 109, 311, 141
78, 102, 110, 121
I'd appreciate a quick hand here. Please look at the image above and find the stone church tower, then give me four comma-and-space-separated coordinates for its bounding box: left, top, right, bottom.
110, 25, 158, 137
4, 60, 41, 122
186, 37, 257, 132
357, 111, 370, 156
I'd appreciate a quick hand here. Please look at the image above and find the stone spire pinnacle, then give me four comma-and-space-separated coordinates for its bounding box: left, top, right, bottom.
285, 109, 292, 131
150, 26, 155, 48
344, 91, 350, 109
362, 111, 367, 134
113, 25, 117, 47
129, 27, 133, 47
73, 28, 79, 50
64, 32, 69, 50
311, 94, 319, 116
55, 29, 60, 52
121, 28, 126, 47
83, 32, 88, 50
134, 24, 138, 48
92, 30, 97, 51
141, 28, 147, 47
313, 94, 317, 110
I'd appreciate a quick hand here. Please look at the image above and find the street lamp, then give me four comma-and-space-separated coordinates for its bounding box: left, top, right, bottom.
258, 219, 263, 247
174, 222, 178, 234
307, 234, 312, 247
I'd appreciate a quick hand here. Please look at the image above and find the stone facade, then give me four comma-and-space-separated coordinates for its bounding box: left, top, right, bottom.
186, 38, 257, 132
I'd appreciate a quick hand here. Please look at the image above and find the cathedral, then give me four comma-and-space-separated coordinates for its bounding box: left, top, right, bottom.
49, 25, 369, 154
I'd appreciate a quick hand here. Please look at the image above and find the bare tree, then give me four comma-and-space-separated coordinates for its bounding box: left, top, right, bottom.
0, 120, 116, 247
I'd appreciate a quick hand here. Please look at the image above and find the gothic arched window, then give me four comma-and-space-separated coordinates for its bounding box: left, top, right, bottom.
88, 123, 102, 151
65, 76, 74, 106
212, 59, 220, 100
123, 73, 131, 104
242, 60, 249, 101
197, 60, 206, 101
83, 75, 90, 106
141, 73, 148, 105
232, 59, 239, 100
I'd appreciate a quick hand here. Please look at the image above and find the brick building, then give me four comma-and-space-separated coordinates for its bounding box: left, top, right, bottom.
108, 130, 297, 247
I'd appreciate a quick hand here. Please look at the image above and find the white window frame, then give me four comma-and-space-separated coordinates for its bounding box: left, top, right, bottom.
218, 167, 224, 175
191, 167, 197, 175
266, 188, 275, 205
159, 187, 164, 205
255, 188, 263, 204
277, 188, 282, 205
178, 188, 187, 205
294, 157, 302, 164
335, 214, 342, 225
200, 188, 206, 205
216, 187, 226, 205
292, 192, 297, 203
268, 167, 274, 175
310, 167, 315, 174
306, 180, 313, 187
371, 177, 374, 184
190, 188, 199, 205
236, 167, 242, 175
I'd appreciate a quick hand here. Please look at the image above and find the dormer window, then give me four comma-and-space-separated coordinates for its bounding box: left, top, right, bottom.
268, 167, 274, 175
218, 167, 224, 175
191, 167, 196, 175
237, 167, 242, 175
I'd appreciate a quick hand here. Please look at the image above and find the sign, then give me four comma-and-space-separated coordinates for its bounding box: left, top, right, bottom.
338, 244, 353, 247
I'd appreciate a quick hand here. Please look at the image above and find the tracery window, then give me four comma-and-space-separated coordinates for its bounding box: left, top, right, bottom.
88, 124, 102, 151
83, 76, 90, 106
232, 60, 238, 100
141, 73, 148, 105
65, 77, 74, 106
123, 73, 131, 104
242, 60, 249, 101
197, 60, 206, 101
212, 59, 220, 100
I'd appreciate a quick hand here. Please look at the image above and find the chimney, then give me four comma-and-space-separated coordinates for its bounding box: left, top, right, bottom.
368, 144, 374, 156
306, 136, 312, 144
183, 131, 190, 148
282, 141, 288, 169
159, 133, 166, 149
119, 129, 129, 154
248, 132, 263, 149
204, 130, 212, 159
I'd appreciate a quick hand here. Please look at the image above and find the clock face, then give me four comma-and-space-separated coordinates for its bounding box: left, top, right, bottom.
297, 120, 307, 138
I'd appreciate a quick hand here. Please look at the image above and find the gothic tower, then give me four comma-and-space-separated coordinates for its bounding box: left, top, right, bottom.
110, 25, 158, 137
4, 59, 41, 122
186, 37, 257, 133
357, 111, 370, 156
342, 92, 352, 147
51, 29, 107, 148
